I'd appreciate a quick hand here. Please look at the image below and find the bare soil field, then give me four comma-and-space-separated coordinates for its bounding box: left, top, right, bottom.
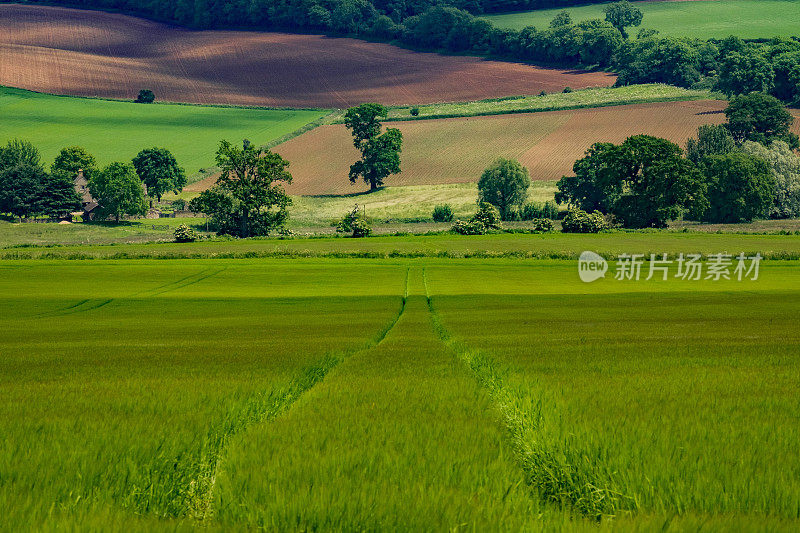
0, 5, 614, 108
275, 100, 736, 195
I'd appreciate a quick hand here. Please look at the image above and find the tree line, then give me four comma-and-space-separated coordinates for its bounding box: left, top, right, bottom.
0, 143, 186, 221
23, 0, 800, 106
555, 92, 800, 228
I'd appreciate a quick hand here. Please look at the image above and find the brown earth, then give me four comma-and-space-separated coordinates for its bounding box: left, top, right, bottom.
274, 100, 737, 195
0, 4, 615, 108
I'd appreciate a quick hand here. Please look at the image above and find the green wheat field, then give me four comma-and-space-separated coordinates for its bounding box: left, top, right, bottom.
2, 256, 799, 530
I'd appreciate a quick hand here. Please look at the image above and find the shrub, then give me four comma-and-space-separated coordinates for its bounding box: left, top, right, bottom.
520, 201, 559, 220
136, 89, 155, 103
531, 218, 555, 232
336, 204, 372, 237
561, 209, 608, 233
432, 203, 454, 222
410, 107, 420, 116
451, 219, 486, 235
563, 86, 573, 93
171, 198, 187, 210
473, 202, 502, 229
174, 224, 197, 242
539, 90, 548, 96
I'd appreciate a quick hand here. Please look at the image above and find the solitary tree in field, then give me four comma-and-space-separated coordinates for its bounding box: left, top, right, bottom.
604, 0, 642, 39
132, 147, 186, 205
189, 140, 292, 237
344, 103, 403, 191
136, 89, 155, 103
89, 162, 148, 222
478, 158, 530, 220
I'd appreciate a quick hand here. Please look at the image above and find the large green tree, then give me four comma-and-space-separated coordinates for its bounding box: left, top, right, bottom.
603, 0, 642, 39
557, 135, 707, 228
0, 139, 41, 172
344, 103, 403, 191
477, 158, 530, 220
725, 92, 799, 149
132, 147, 186, 204
702, 152, 774, 223
686, 124, 736, 165
50, 146, 98, 182
89, 162, 148, 222
0, 164, 46, 219
741, 140, 800, 219
189, 140, 292, 237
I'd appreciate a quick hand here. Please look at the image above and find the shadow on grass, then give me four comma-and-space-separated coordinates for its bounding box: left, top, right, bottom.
303, 187, 385, 199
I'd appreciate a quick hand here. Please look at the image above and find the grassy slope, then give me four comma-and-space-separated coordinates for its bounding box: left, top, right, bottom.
483, 0, 800, 39
429, 260, 800, 525
0, 86, 327, 175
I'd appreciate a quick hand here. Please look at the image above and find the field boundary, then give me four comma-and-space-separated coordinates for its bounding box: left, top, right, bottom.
423, 267, 637, 518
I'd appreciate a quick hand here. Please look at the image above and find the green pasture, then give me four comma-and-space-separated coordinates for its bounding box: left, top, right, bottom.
483, 0, 800, 40
0, 86, 327, 175
1, 258, 799, 529
4, 227, 800, 259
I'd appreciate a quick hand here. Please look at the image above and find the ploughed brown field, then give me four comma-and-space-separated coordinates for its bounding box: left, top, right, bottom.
271, 100, 737, 195
0, 5, 614, 108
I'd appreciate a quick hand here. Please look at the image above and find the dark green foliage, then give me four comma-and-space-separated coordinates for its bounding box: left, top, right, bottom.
562, 87, 572, 93
0, 164, 47, 219
557, 135, 708, 228
603, 0, 642, 39
715, 44, 773, 96
686, 125, 736, 165
189, 140, 292, 237
724, 93, 799, 149
136, 89, 155, 103
344, 104, 403, 191
530, 218, 555, 232
171, 198, 188, 210
410, 107, 420, 116
432, 204, 454, 222
173, 224, 197, 243
336, 205, 372, 237
561, 208, 608, 233
0, 140, 80, 219
702, 152, 775, 223
89, 162, 148, 222
477, 158, 530, 220
132, 147, 187, 202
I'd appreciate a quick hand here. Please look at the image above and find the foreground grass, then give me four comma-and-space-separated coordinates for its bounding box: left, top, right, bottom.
3, 258, 800, 530
428, 261, 800, 526
0, 86, 327, 175
483, 0, 800, 39
0, 260, 405, 529
376, 85, 713, 121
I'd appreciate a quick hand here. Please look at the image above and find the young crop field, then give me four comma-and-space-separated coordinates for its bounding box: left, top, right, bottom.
2, 256, 799, 530
275, 100, 732, 195
0, 86, 326, 174
484, 0, 800, 40
0, 5, 614, 108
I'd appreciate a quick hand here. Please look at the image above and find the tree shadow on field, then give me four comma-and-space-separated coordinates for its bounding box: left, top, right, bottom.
304, 187, 386, 199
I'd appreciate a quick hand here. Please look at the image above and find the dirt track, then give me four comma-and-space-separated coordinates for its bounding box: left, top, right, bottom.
0, 4, 615, 108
